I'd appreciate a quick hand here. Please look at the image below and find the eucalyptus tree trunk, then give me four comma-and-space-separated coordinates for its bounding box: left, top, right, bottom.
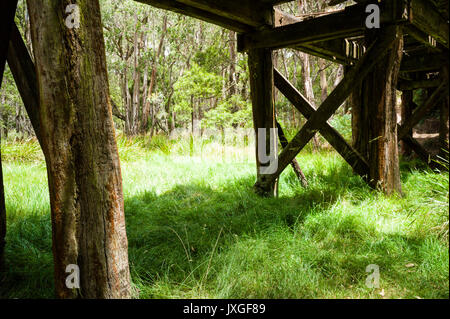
142, 15, 168, 133
318, 59, 328, 103
27, 0, 131, 298
297, 0, 319, 150
131, 13, 140, 136
228, 30, 237, 99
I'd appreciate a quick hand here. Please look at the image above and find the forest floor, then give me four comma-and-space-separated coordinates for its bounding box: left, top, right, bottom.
0, 135, 448, 299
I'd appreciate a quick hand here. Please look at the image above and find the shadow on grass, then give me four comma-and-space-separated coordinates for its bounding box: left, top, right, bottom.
123, 164, 372, 295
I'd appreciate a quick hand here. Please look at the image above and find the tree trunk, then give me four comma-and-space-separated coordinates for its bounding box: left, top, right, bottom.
141, 15, 167, 133
27, 0, 131, 298
131, 13, 140, 136
297, 1, 319, 150
228, 30, 237, 99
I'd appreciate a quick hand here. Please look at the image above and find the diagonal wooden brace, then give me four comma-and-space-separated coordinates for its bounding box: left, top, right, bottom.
398, 82, 447, 139
6, 23, 43, 146
274, 68, 369, 179
397, 81, 448, 170
259, 27, 399, 189
0, 0, 18, 88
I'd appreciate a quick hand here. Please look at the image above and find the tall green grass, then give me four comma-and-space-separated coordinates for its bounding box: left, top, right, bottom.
0, 136, 448, 299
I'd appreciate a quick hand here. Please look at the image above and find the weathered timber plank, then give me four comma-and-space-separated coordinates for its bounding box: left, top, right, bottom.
134, 0, 254, 32
176, 0, 273, 27
273, 8, 352, 65
262, 0, 294, 5
260, 27, 398, 188
400, 52, 447, 72
297, 40, 354, 65
238, 4, 366, 51
401, 135, 446, 170
397, 77, 440, 90
403, 25, 442, 52
409, 0, 449, 48
274, 68, 369, 178
238, 1, 407, 51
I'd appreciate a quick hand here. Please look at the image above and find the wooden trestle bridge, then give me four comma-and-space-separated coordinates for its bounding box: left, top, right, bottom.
0, 0, 449, 298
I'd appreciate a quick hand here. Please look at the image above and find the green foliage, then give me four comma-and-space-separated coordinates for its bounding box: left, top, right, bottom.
173, 63, 222, 109
202, 95, 252, 129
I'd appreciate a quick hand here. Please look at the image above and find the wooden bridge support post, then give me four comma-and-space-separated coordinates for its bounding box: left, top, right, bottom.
248, 48, 277, 196
365, 27, 404, 194
350, 78, 370, 160
439, 64, 449, 159
400, 90, 414, 157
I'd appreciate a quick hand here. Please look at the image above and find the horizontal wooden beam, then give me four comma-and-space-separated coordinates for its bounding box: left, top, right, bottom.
134, 0, 256, 32
274, 8, 352, 65
400, 134, 447, 170
408, 0, 449, 48
274, 68, 369, 178
397, 77, 441, 90
175, 0, 273, 27
238, 4, 366, 52
298, 40, 356, 65
264, 0, 294, 5
238, 2, 407, 52
135, 2, 354, 63
403, 25, 442, 52
400, 52, 447, 72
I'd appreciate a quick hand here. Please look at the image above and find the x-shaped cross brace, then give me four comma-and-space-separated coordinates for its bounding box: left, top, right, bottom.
258, 26, 400, 190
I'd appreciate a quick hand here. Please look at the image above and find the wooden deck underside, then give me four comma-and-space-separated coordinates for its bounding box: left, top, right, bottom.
135, 0, 448, 71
